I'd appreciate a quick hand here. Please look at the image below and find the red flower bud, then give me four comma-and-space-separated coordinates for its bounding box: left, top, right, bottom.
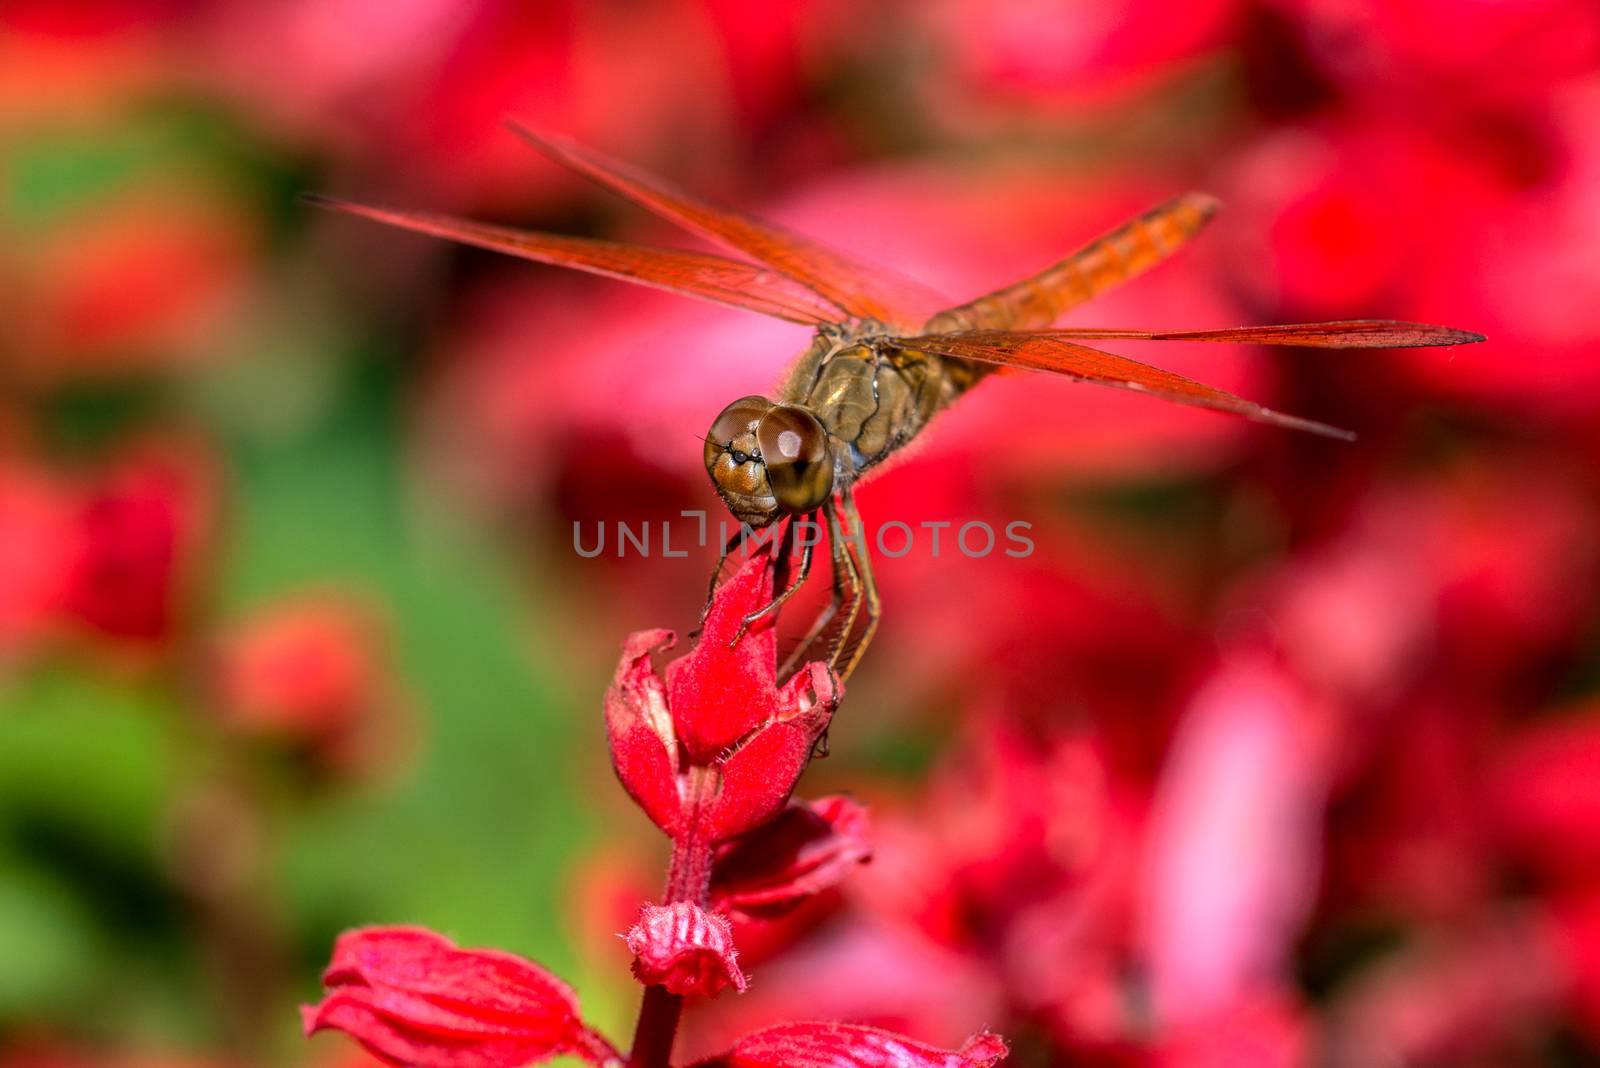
606, 628, 685, 834
695, 1023, 1007, 1068
605, 549, 841, 842
210, 591, 403, 774
711, 796, 872, 919
626, 901, 747, 997
302, 926, 618, 1068
665, 547, 794, 762
62, 443, 211, 646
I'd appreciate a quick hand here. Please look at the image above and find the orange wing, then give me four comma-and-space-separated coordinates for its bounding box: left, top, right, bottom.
923, 193, 1219, 334
506, 123, 946, 329
896, 330, 1356, 440
303, 195, 844, 326
1031, 320, 1486, 347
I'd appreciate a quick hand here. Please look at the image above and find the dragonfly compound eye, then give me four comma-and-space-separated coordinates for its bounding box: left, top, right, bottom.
705, 396, 771, 462
704, 395, 783, 526
757, 405, 833, 514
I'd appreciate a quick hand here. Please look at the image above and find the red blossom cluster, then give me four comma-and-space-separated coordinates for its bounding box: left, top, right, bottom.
0, 443, 209, 658
0, 438, 401, 772
304, 547, 1005, 1068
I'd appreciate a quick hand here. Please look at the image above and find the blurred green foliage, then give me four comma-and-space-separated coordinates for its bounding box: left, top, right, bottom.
0, 319, 612, 1055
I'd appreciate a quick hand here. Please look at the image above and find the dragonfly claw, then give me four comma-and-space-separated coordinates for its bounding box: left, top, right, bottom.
728, 610, 761, 648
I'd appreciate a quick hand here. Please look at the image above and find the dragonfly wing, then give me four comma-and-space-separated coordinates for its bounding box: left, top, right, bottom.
897, 330, 1355, 440
305, 195, 844, 326
924, 193, 1219, 334
1031, 320, 1486, 347
506, 123, 946, 328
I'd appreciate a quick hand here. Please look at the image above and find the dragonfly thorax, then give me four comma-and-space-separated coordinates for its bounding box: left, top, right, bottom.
703, 395, 835, 527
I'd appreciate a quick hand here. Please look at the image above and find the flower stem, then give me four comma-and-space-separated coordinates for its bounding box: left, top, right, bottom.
664, 768, 717, 906
628, 806, 715, 1068
626, 984, 684, 1068
664, 833, 714, 906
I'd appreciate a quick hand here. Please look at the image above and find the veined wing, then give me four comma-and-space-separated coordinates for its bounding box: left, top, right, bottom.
923, 193, 1219, 334
1030, 320, 1486, 348
506, 123, 947, 328
897, 330, 1356, 440
304, 195, 843, 326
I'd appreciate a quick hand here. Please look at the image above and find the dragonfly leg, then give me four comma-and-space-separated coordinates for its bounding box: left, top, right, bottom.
777, 502, 854, 679
829, 490, 880, 682
697, 525, 749, 634
730, 521, 815, 646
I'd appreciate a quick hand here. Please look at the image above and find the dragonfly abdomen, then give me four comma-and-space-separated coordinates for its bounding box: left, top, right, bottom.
921, 192, 1219, 334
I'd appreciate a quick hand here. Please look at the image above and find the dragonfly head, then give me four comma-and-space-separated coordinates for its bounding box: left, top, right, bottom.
704, 396, 834, 527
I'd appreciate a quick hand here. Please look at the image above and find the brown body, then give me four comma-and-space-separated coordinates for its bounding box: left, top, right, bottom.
781, 193, 1222, 492
781, 325, 987, 486
309, 126, 1484, 681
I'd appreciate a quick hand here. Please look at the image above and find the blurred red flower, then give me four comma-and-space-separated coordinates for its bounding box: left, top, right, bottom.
1490, 709, 1600, 885
0, 458, 75, 662
678, 712, 1134, 1059
209, 591, 406, 774
1221, 104, 1600, 417
1138, 662, 1324, 1031
2, 183, 257, 382
914, 0, 1241, 123
204, 1, 784, 207
1269, 0, 1600, 106
60, 442, 213, 648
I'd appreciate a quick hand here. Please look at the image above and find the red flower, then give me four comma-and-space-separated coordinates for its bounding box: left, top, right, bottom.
302, 927, 619, 1068
605, 547, 840, 843
304, 927, 1011, 1068
912, 0, 1238, 121
0, 458, 73, 658
307, 521, 1001, 1068
1489, 709, 1600, 882
627, 902, 747, 997
1267, 0, 1600, 106
1139, 662, 1323, 1026
711, 796, 873, 921
209, 590, 406, 775
61, 442, 212, 648
7, 179, 255, 382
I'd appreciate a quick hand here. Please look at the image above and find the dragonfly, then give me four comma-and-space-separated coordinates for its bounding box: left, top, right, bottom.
307, 124, 1484, 682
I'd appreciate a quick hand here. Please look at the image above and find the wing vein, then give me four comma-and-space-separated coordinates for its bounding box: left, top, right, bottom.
506, 123, 946, 328
304, 195, 841, 326
897, 331, 1357, 440
1020, 320, 1487, 348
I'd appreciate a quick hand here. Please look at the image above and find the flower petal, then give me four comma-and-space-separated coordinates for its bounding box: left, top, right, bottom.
705, 662, 838, 841
303, 926, 615, 1068
698, 1023, 1007, 1068
625, 901, 748, 997
605, 629, 683, 835
711, 796, 872, 919
666, 547, 781, 762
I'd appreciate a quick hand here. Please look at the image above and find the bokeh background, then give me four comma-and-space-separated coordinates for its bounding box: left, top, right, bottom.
3, 2, 1600, 1066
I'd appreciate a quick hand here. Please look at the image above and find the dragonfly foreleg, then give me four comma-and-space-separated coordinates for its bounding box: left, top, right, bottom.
730, 519, 816, 646
777, 501, 855, 679
696, 525, 751, 636
828, 489, 879, 682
